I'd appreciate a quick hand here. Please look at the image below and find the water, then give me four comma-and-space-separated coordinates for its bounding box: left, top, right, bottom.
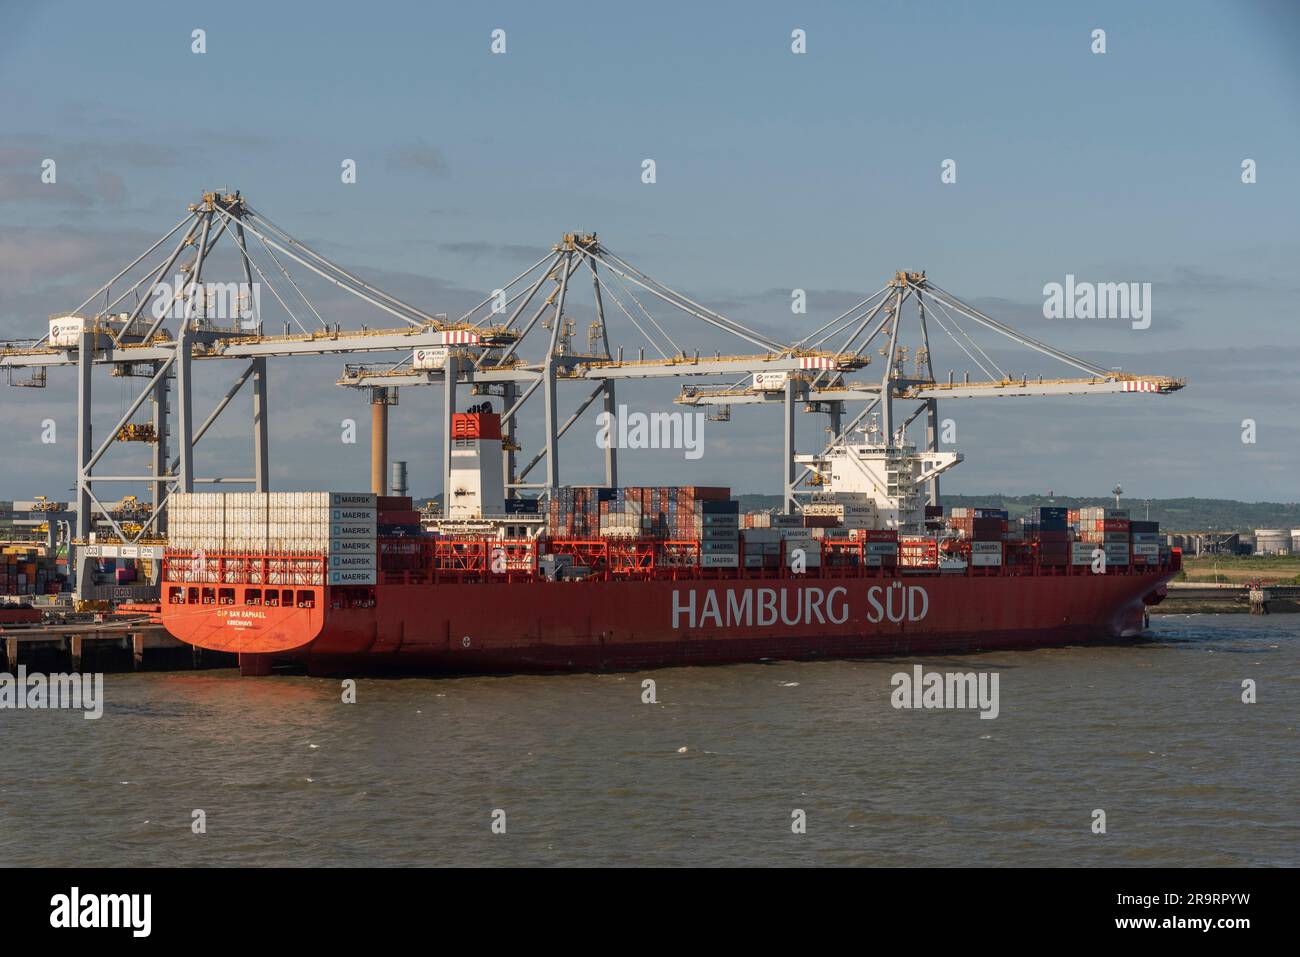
2, 615, 1296, 866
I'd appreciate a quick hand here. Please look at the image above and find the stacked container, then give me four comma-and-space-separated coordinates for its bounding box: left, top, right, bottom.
1129, 519, 1162, 566
328, 493, 378, 585
742, 527, 782, 569
855, 529, 899, 568
376, 496, 423, 537
948, 508, 1008, 542
598, 493, 642, 538
744, 512, 806, 529
697, 499, 740, 568
167, 492, 378, 586
1, 545, 59, 595
586, 486, 730, 541
779, 527, 821, 570
1028, 506, 1070, 566
1075, 507, 1131, 566
546, 486, 612, 538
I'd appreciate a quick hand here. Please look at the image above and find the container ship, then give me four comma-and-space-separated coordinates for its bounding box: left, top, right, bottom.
160, 410, 1178, 676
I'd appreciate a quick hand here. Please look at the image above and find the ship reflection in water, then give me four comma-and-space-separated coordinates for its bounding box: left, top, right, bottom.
2, 615, 1294, 867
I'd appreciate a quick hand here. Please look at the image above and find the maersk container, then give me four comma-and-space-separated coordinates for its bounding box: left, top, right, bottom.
329, 492, 377, 509
330, 523, 375, 539
330, 538, 376, 555
328, 568, 376, 586
329, 554, 377, 570
700, 541, 739, 554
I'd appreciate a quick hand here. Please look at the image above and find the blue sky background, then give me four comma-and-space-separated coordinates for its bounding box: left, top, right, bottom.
1, 0, 1297, 502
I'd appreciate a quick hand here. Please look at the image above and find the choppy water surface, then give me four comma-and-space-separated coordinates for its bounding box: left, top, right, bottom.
2, 615, 1296, 866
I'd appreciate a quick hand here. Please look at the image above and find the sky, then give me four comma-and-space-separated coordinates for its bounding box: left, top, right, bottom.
1, 0, 1298, 503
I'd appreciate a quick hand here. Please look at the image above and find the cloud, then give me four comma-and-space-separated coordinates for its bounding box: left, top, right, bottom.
0, 171, 90, 205
388, 140, 448, 176
0, 135, 169, 208
0, 229, 115, 285
95, 169, 128, 205
430, 241, 544, 262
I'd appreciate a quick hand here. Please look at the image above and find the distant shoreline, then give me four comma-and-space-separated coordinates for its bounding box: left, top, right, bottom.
1152, 599, 1299, 615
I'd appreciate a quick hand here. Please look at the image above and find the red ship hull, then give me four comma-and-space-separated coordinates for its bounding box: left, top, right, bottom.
162, 567, 1174, 676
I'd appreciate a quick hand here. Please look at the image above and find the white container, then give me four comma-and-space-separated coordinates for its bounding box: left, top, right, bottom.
328, 554, 377, 570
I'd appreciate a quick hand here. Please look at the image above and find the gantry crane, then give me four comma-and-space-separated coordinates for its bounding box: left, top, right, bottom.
0, 190, 518, 597
338, 232, 867, 500
2, 193, 1184, 596
339, 249, 1182, 517
671, 270, 1183, 512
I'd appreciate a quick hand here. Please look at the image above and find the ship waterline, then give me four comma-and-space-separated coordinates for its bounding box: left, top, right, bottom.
162, 566, 1174, 676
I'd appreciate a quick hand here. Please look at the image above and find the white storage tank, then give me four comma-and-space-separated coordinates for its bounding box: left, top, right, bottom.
1253, 529, 1290, 556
